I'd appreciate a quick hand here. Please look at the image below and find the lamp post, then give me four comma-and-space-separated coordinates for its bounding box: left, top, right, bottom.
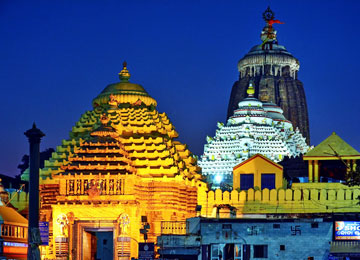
25, 123, 45, 260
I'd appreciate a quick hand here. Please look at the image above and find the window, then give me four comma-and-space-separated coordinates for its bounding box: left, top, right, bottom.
311, 223, 318, 228
222, 224, 232, 230
240, 174, 254, 190
234, 244, 242, 260
261, 174, 275, 190
253, 245, 268, 258
211, 244, 221, 260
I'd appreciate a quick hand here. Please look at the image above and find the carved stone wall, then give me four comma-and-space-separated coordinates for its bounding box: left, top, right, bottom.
227, 73, 310, 143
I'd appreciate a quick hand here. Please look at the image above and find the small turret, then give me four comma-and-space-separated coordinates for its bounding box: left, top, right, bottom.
119, 61, 131, 82
246, 83, 255, 97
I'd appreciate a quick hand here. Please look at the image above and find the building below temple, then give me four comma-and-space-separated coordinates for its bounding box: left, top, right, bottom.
198, 84, 309, 188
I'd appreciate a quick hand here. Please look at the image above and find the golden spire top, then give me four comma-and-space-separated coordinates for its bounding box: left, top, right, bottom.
119, 61, 131, 82
247, 82, 255, 97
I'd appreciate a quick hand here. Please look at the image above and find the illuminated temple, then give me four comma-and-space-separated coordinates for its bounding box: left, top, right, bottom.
227, 7, 310, 142
198, 84, 309, 187
28, 63, 206, 259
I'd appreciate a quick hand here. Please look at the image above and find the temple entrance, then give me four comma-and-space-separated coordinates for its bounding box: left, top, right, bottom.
82, 229, 113, 260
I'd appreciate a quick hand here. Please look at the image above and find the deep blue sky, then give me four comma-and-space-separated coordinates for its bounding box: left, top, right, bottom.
1, 0, 360, 177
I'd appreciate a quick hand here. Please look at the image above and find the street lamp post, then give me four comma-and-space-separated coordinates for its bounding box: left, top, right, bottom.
25, 123, 45, 260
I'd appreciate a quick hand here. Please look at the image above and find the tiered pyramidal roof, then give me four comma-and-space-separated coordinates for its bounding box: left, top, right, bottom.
23, 62, 201, 181
198, 84, 309, 187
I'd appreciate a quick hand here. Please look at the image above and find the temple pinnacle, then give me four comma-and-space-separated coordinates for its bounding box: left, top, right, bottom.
247, 83, 255, 97
119, 61, 131, 82
262, 6, 275, 22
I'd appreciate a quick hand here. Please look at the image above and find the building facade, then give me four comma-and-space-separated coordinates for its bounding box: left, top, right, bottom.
158, 217, 333, 260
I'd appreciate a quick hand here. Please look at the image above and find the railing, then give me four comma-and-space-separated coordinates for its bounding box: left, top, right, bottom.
198, 186, 360, 215
161, 221, 187, 235
65, 178, 125, 196
1, 224, 28, 240
330, 241, 360, 253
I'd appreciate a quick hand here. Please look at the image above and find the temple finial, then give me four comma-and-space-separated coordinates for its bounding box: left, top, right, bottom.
119, 61, 130, 82
262, 6, 275, 22
260, 7, 284, 49
247, 82, 255, 97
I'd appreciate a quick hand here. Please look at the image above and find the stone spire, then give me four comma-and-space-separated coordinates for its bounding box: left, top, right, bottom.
227, 7, 310, 144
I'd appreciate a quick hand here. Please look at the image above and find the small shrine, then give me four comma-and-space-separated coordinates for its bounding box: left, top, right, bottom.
303, 132, 360, 183
233, 154, 284, 191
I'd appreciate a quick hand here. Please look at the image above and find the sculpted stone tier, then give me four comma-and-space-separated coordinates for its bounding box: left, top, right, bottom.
199, 84, 309, 188
227, 7, 310, 143
27, 62, 207, 259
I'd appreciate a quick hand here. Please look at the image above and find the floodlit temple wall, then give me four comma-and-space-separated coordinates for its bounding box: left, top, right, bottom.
197, 185, 360, 217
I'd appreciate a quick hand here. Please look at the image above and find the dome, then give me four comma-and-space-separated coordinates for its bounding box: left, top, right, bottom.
237, 97, 263, 108
238, 43, 299, 74
245, 43, 294, 57
237, 7, 299, 75
100, 82, 148, 96
230, 84, 270, 125
92, 62, 157, 107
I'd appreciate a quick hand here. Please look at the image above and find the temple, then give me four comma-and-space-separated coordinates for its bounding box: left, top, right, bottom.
12, 7, 360, 260
227, 7, 310, 142
198, 83, 309, 187
28, 62, 207, 259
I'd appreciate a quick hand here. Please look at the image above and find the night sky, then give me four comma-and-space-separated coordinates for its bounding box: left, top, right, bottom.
1, 0, 360, 177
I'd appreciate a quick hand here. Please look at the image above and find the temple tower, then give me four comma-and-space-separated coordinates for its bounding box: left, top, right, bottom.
33, 62, 206, 260
227, 7, 310, 143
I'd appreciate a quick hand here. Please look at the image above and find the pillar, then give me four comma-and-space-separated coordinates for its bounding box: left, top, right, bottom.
25, 123, 45, 260
67, 212, 75, 260
353, 160, 357, 172
314, 160, 319, 183
117, 213, 131, 260
308, 160, 313, 183
346, 160, 351, 173
55, 237, 68, 260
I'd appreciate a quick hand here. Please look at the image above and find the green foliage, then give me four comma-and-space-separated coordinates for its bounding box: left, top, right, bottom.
282, 178, 289, 189
18, 148, 55, 174
345, 165, 360, 187
220, 182, 233, 192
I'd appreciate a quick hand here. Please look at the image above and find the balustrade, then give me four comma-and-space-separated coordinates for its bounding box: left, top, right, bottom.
65, 177, 125, 196
161, 221, 187, 235
1, 224, 28, 239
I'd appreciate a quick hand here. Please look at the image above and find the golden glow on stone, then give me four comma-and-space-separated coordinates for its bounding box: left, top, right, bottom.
38, 66, 205, 259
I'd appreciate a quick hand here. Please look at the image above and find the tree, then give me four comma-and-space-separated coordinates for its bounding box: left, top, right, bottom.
327, 145, 360, 186
17, 148, 55, 175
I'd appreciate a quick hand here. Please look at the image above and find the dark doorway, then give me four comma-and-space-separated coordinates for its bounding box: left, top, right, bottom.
224, 244, 234, 259
83, 230, 113, 260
